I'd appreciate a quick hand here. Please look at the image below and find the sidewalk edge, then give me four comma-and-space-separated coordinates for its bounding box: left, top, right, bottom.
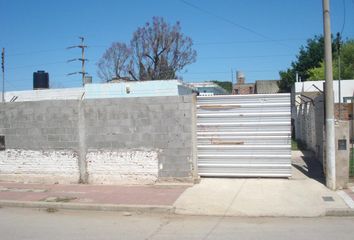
325, 208, 354, 216
0, 200, 174, 214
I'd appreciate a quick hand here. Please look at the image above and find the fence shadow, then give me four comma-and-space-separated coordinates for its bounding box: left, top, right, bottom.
292, 150, 325, 184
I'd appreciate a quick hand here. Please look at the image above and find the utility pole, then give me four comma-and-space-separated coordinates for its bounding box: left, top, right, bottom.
336, 32, 342, 120
67, 37, 88, 86
322, 0, 336, 190
231, 68, 233, 84
1, 48, 4, 103
295, 72, 299, 82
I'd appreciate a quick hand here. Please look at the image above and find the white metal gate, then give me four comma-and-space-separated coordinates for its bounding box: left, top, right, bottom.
196, 93, 292, 177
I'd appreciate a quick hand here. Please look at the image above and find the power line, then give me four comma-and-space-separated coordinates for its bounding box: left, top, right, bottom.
4, 39, 299, 58
198, 54, 293, 60
7, 45, 106, 57
7, 48, 65, 57
7, 61, 67, 70
194, 38, 306, 46
180, 0, 270, 40
179, 0, 291, 50
184, 69, 278, 75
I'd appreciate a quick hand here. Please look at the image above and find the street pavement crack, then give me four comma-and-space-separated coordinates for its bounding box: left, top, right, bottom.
144, 215, 171, 240
202, 179, 247, 240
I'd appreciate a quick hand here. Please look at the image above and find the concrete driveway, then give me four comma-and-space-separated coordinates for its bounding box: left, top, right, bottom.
174, 151, 349, 217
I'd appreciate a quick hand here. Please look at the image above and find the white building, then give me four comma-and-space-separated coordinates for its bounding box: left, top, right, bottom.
292, 80, 354, 104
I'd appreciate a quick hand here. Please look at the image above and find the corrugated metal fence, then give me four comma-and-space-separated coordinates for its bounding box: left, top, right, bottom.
196, 93, 292, 177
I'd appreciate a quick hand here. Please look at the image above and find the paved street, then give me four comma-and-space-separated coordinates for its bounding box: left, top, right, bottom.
1, 207, 354, 240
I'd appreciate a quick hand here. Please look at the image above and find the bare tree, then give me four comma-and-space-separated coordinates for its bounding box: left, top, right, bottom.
130, 17, 196, 80
97, 42, 131, 82
97, 17, 197, 81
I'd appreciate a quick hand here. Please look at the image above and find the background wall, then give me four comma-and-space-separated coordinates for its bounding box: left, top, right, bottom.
0, 95, 196, 184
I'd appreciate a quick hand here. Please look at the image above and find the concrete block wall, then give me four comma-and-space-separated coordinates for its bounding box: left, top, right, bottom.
295, 97, 323, 155
0, 100, 80, 183
0, 100, 79, 150
83, 96, 195, 183
314, 95, 325, 163
0, 96, 196, 184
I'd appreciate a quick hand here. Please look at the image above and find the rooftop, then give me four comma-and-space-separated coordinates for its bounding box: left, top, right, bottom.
255, 80, 280, 94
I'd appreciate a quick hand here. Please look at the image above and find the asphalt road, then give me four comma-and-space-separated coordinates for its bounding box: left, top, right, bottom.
1, 207, 354, 240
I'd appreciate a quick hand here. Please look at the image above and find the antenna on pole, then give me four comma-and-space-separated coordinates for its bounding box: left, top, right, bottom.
67, 37, 88, 86
1, 48, 5, 103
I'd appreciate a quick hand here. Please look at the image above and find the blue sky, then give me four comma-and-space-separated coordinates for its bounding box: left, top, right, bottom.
1, 0, 353, 91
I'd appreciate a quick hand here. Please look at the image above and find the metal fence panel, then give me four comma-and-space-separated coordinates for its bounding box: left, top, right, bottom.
196, 93, 292, 177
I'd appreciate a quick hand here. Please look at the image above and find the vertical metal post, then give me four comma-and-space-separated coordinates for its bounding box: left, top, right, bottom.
1, 48, 4, 103
322, 0, 336, 190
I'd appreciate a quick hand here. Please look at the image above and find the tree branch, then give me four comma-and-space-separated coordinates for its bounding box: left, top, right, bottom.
129, 70, 138, 81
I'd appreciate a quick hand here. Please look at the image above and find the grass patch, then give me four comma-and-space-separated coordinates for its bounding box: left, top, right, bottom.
291, 139, 299, 150
291, 139, 306, 150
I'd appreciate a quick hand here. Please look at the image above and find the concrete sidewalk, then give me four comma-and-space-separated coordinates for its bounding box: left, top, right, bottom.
173, 178, 348, 217
0, 182, 189, 213
174, 151, 351, 217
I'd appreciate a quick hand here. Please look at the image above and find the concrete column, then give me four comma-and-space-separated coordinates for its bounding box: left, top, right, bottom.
335, 121, 350, 189
190, 93, 199, 182
77, 100, 88, 183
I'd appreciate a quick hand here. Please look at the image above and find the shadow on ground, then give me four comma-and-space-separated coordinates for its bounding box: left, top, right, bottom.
292, 150, 325, 184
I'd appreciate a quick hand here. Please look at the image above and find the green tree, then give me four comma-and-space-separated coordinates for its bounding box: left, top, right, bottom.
308, 62, 326, 80
278, 35, 340, 92
339, 40, 354, 79
211, 81, 232, 93
308, 40, 354, 80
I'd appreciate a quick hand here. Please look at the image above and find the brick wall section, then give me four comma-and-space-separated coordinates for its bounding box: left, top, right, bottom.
334, 103, 353, 120
86, 150, 159, 184
232, 83, 255, 95
0, 149, 79, 183
0, 96, 196, 184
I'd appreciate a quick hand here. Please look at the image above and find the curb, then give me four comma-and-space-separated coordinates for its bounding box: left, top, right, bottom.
2, 200, 353, 217
0, 200, 174, 214
325, 209, 354, 217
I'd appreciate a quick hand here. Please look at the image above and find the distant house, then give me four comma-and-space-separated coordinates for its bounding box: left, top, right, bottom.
232, 74, 280, 95
188, 82, 228, 96
255, 80, 280, 94
233, 83, 255, 95
232, 71, 255, 95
